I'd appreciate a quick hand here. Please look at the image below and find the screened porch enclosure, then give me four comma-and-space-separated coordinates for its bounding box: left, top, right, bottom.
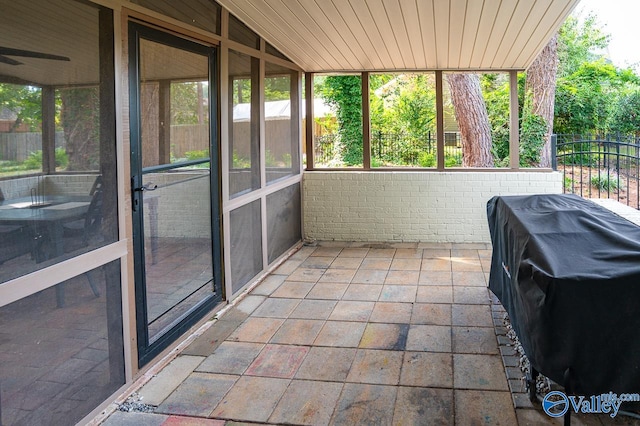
0, 1, 124, 425
0, 0, 584, 424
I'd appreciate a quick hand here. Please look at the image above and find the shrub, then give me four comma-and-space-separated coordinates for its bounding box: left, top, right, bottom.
418, 152, 436, 167
563, 176, 574, 191
55, 148, 68, 169
591, 172, 621, 191
23, 150, 43, 170
184, 149, 209, 161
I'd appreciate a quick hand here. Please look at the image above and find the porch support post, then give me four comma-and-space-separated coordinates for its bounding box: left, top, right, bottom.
42, 86, 56, 174
158, 80, 171, 165
509, 70, 520, 169
435, 71, 445, 171
362, 72, 371, 170
305, 72, 314, 170
291, 70, 301, 173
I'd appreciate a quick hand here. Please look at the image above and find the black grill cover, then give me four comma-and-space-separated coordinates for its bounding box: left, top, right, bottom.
487, 194, 640, 395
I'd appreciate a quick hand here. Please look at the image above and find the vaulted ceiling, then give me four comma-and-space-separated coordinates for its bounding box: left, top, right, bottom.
218, 0, 579, 72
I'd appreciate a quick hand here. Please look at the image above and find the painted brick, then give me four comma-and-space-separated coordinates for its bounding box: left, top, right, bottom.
303, 171, 563, 243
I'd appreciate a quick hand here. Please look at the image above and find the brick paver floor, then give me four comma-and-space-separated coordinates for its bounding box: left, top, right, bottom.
99, 242, 640, 426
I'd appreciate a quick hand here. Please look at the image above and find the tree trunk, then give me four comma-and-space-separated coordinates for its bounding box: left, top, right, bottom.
447, 73, 494, 167
526, 33, 558, 167
61, 87, 100, 171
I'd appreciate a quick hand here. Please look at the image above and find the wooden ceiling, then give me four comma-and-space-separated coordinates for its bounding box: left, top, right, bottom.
0, 0, 580, 88
218, 0, 579, 72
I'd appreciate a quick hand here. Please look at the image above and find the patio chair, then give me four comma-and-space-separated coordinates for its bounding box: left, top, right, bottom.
64, 177, 106, 300
0, 187, 34, 265
62, 176, 104, 249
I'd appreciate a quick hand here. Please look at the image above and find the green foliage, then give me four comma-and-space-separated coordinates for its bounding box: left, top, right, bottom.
558, 142, 599, 167
184, 149, 209, 161
519, 110, 547, 167
480, 73, 517, 164
591, 172, 620, 191
557, 15, 610, 78
21, 151, 42, 170
564, 176, 574, 191
21, 148, 68, 170
370, 74, 436, 137
554, 14, 640, 135
232, 152, 251, 169
265, 149, 277, 167
55, 147, 68, 169
609, 91, 640, 134
418, 152, 436, 167
317, 75, 363, 165
265, 75, 291, 101
445, 154, 462, 167
171, 82, 208, 125
554, 60, 631, 134
0, 83, 43, 131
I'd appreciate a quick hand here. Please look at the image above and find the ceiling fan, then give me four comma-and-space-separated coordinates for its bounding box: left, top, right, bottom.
0, 47, 70, 66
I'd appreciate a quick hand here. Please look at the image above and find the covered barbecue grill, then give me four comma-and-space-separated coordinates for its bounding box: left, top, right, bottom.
486, 194, 640, 397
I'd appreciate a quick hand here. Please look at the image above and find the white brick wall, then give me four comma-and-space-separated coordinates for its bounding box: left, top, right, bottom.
303, 171, 563, 243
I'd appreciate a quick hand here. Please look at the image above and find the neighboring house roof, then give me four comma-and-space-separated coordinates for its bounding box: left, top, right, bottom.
219, 0, 579, 72
232, 98, 334, 122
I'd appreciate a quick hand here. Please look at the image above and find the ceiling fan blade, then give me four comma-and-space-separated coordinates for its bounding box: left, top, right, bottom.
0, 55, 22, 65
0, 47, 70, 62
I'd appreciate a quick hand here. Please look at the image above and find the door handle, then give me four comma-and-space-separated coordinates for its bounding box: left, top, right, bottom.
131, 177, 158, 212
133, 182, 158, 192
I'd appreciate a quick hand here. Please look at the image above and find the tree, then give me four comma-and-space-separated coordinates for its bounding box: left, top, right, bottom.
60, 87, 100, 171
552, 14, 640, 135
0, 83, 43, 132
609, 91, 640, 136
447, 74, 494, 167
525, 33, 558, 167
317, 75, 362, 165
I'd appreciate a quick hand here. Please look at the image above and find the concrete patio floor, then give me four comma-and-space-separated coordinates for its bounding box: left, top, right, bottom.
98, 242, 639, 426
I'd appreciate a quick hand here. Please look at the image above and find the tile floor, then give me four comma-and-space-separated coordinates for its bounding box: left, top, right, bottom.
100, 242, 639, 426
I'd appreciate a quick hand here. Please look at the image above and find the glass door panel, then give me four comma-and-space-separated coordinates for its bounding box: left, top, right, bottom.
130, 23, 221, 366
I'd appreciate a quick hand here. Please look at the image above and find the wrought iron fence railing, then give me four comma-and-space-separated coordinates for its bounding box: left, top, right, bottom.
314, 131, 461, 167
552, 134, 640, 210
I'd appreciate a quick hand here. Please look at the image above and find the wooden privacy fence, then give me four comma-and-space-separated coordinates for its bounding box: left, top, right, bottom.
0, 132, 65, 162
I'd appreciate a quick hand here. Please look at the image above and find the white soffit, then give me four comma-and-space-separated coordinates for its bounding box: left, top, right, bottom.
218, 0, 579, 72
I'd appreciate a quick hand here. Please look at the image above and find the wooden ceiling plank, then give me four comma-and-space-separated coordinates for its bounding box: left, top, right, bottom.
322, 0, 382, 69
502, 0, 553, 68
349, 0, 397, 69
364, 0, 406, 69
458, 0, 484, 69
223, 0, 333, 70
491, 0, 536, 68
383, 0, 416, 69
416, 0, 438, 69
448, 0, 468, 69
397, 0, 425, 68
432, 0, 450, 68
482, 0, 518, 68
334, 0, 385, 69
296, 0, 364, 70
265, 0, 348, 68
468, 0, 500, 67
515, 0, 577, 68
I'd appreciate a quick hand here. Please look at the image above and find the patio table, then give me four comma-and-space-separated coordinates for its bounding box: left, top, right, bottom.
0, 195, 92, 306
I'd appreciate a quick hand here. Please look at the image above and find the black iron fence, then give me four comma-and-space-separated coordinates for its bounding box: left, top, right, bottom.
314, 131, 461, 167
552, 134, 640, 210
